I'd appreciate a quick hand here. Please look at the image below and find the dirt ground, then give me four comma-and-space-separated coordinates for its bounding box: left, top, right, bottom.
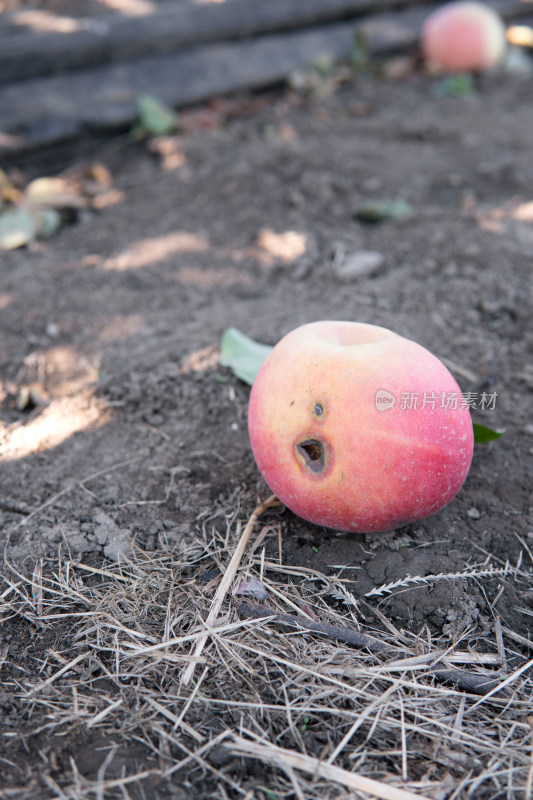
1, 60, 533, 799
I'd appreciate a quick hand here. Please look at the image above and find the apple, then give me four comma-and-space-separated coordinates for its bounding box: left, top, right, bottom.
248, 321, 474, 533
421, 2, 506, 73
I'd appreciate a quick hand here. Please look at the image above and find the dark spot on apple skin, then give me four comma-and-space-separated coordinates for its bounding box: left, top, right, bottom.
297, 439, 326, 473
313, 402, 324, 417
290, 400, 295, 406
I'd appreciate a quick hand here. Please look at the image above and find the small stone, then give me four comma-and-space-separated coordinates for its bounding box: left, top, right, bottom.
467, 508, 481, 520
333, 249, 384, 281
46, 322, 60, 338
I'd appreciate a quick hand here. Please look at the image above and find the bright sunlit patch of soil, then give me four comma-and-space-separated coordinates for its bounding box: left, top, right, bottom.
0, 393, 109, 461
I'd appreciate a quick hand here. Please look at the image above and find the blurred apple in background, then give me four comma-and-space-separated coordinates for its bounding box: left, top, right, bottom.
422, 1, 506, 73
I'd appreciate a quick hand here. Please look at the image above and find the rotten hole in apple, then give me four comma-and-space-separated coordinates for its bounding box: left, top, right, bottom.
297, 439, 325, 473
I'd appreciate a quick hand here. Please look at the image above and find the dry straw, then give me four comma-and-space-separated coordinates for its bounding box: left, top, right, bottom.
1, 494, 532, 799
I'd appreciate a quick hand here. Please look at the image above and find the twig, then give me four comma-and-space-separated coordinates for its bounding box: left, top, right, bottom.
431, 669, 502, 696
525, 717, 533, 800
144, 696, 204, 743
494, 617, 507, 672
501, 626, 533, 650
515, 532, 533, 567
27, 651, 90, 695
440, 357, 479, 384
466, 657, 533, 712
0, 497, 34, 515
238, 604, 503, 666
162, 730, 232, 779
239, 602, 504, 695
181, 494, 280, 686
238, 602, 391, 653
399, 693, 407, 781
69, 562, 132, 584
326, 683, 399, 764
231, 735, 435, 800
86, 698, 123, 729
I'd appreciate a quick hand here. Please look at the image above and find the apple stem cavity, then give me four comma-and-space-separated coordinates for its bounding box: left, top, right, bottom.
297, 439, 325, 473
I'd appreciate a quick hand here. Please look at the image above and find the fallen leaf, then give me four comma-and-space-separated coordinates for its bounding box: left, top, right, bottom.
16, 383, 49, 411
25, 177, 87, 209
86, 163, 113, 188
0, 205, 61, 250
473, 423, 504, 444
0, 207, 36, 249
137, 94, 178, 136
433, 74, 475, 98
355, 199, 412, 223
147, 136, 187, 170
178, 108, 222, 132
0, 169, 22, 205
350, 30, 371, 74
33, 208, 62, 239
233, 578, 269, 602
219, 328, 272, 386
91, 189, 125, 210
257, 229, 307, 263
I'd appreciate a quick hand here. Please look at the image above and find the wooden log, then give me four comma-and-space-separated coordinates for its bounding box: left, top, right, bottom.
0, 14, 404, 157
0, 0, 434, 85
1, 0, 529, 85
0, 0, 529, 157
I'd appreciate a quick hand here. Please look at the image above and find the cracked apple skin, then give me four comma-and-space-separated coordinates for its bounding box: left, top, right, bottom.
248, 321, 474, 533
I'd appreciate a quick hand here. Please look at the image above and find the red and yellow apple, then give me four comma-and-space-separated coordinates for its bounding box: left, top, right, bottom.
421, 2, 506, 73
248, 321, 474, 533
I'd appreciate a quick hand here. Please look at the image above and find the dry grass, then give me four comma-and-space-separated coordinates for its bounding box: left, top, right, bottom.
1, 497, 532, 800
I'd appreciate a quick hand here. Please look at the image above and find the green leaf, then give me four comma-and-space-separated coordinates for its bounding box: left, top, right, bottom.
473, 422, 504, 444
355, 199, 412, 223
0, 205, 62, 250
136, 94, 178, 136
350, 30, 371, 74
0, 207, 36, 249
310, 53, 335, 77
433, 74, 475, 98
33, 208, 61, 239
219, 328, 273, 386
